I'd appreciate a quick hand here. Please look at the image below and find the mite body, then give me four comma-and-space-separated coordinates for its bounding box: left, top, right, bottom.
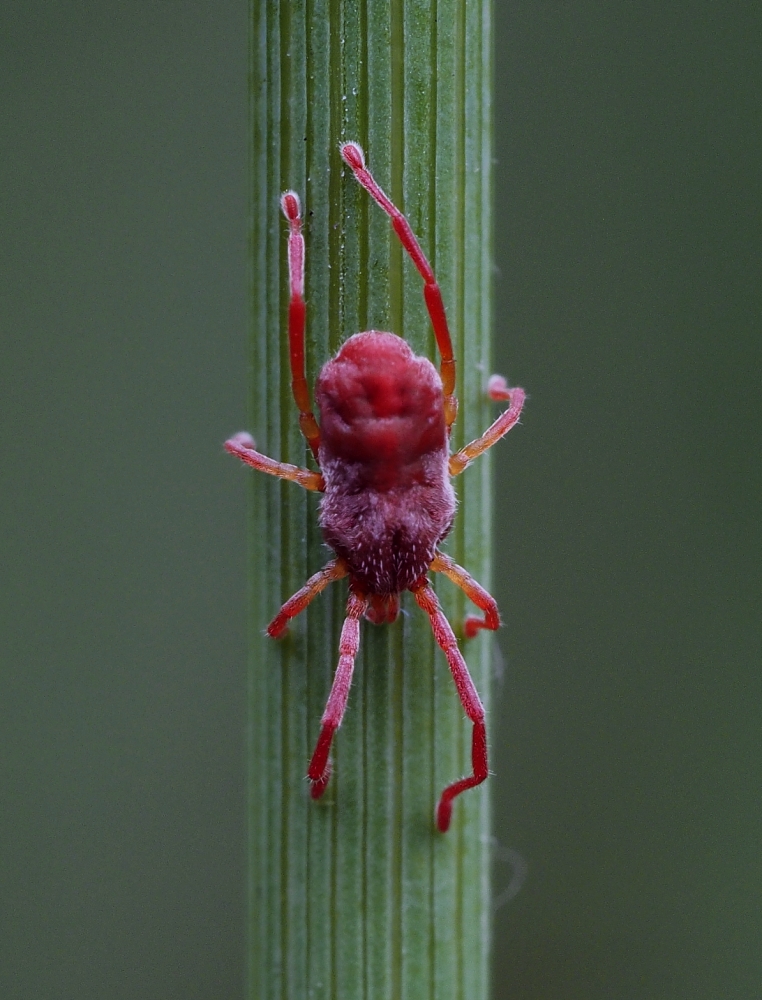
318, 330, 456, 599
226, 142, 525, 831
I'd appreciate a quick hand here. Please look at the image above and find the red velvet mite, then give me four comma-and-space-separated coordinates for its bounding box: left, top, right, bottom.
226, 142, 525, 832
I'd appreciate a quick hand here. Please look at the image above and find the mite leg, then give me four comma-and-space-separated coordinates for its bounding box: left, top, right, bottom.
430, 551, 500, 639
308, 589, 368, 798
224, 432, 324, 492
340, 142, 458, 427
448, 382, 526, 477
280, 191, 321, 460
267, 558, 349, 639
412, 580, 488, 833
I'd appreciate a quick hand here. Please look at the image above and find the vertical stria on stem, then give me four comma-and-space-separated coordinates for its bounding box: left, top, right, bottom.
249, 1, 495, 996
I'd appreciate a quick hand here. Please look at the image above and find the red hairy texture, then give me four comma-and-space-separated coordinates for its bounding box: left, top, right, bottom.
316, 331, 455, 595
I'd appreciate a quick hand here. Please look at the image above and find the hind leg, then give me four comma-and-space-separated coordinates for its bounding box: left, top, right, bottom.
412, 580, 488, 833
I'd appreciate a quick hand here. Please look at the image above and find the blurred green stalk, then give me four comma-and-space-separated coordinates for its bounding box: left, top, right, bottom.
248, 1, 495, 996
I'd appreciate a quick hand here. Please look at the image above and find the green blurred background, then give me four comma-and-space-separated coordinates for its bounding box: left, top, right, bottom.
1, 3, 759, 998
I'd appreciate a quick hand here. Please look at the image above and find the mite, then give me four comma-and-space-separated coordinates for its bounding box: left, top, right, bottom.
226, 142, 525, 831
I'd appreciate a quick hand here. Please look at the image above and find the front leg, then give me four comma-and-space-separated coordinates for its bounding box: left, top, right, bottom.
448, 377, 525, 476
280, 192, 321, 460
225, 432, 324, 491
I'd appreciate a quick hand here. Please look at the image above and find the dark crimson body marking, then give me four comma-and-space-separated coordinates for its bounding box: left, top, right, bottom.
225, 143, 526, 832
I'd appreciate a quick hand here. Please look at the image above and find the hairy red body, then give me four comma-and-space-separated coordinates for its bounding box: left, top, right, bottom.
317, 331, 455, 596
225, 142, 526, 832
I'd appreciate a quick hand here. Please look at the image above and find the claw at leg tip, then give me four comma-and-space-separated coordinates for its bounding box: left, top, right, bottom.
309, 761, 332, 800
227, 431, 256, 449
464, 616, 482, 639
340, 141, 365, 169
436, 800, 452, 833
487, 374, 510, 401
280, 190, 301, 219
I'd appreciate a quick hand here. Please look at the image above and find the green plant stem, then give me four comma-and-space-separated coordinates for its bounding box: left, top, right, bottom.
249, 1, 495, 996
